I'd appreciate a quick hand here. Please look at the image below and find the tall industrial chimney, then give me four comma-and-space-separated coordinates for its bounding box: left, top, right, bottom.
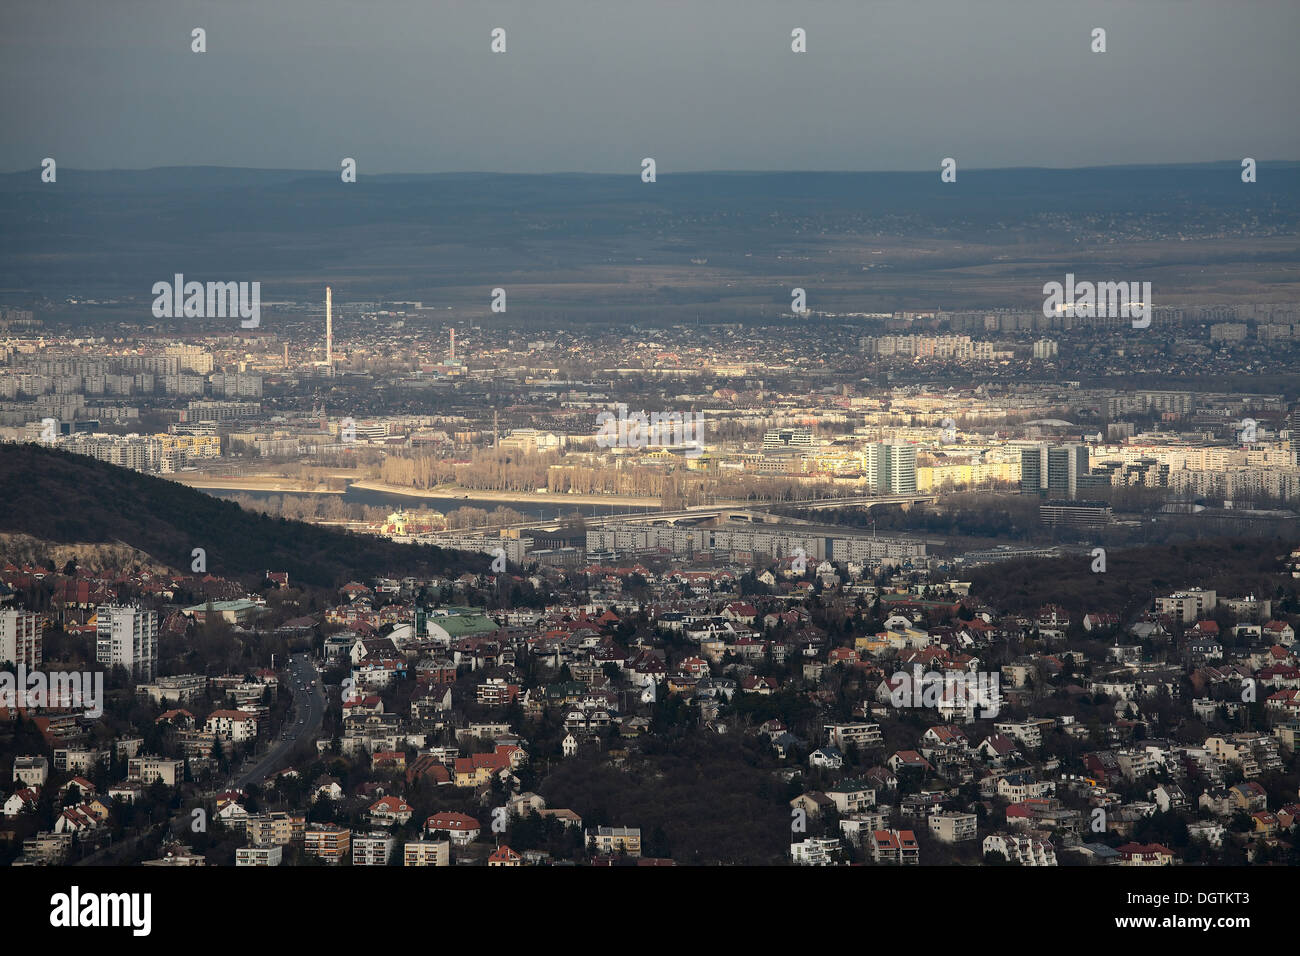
449, 327, 455, 361
325, 286, 333, 365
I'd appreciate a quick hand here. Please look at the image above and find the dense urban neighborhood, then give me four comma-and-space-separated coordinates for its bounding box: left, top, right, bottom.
3, 518, 1298, 866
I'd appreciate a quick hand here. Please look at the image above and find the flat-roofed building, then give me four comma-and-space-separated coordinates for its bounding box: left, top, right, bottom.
235, 845, 283, 866
96, 605, 157, 681
304, 824, 351, 864
403, 840, 450, 867
128, 756, 183, 787
353, 833, 396, 866
928, 810, 978, 843
0, 609, 41, 667
586, 826, 641, 857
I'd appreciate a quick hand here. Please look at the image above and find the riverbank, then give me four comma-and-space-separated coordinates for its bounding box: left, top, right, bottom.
347, 480, 665, 508
174, 474, 747, 512
172, 475, 346, 494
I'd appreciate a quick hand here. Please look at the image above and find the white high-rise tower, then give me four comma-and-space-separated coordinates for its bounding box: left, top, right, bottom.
325, 286, 333, 365
95, 605, 158, 682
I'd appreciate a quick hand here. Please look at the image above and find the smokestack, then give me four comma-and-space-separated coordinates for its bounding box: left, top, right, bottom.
283, 343, 289, 368
325, 286, 333, 365
449, 327, 455, 361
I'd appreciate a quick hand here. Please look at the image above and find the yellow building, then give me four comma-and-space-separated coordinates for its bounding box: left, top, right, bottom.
155, 433, 221, 460
917, 460, 1019, 492
587, 826, 641, 857
855, 636, 892, 658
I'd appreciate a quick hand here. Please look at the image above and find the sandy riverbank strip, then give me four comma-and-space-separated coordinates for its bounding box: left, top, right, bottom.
347, 481, 665, 508
174, 475, 749, 511
170, 475, 346, 494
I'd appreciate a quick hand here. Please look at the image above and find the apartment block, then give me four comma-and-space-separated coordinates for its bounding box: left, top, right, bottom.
235, 845, 283, 866
353, 833, 396, 866
137, 674, 207, 704
128, 756, 184, 787
1155, 589, 1218, 624
12, 755, 49, 786
865, 442, 917, 494
0, 609, 41, 667
247, 812, 303, 847
95, 605, 158, 681
825, 723, 883, 750
983, 833, 1057, 865
927, 810, 978, 843
404, 840, 450, 867
304, 824, 351, 864
790, 837, 841, 865
586, 826, 641, 857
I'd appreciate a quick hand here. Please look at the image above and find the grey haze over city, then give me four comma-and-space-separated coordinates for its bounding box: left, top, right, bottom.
2, 0, 1298, 174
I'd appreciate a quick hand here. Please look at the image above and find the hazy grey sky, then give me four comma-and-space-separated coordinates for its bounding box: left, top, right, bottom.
2, 0, 1297, 174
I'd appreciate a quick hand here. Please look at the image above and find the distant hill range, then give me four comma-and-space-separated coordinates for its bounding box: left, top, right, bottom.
0, 443, 484, 588
1, 163, 1296, 309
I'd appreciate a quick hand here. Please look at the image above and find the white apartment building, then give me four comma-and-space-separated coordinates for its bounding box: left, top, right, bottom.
53, 748, 103, 774
208, 372, 263, 399
983, 833, 1057, 865
861, 334, 994, 363
164, 345, 215, 374
763, 427, 813, 449
587, 522, 924, 565
12, 755, 48, 786
128, 756, 184, 787
927, 810, 978, 843
790, 837, 841, 865
235, 845, 283, 866
205, 710, 259, 743
830, 534, 927, 564
63, 434, 163, 473
994, 720, 1045, 748
352, 834, 396, 866
0, 609, 41, 667
96, 604, 158, 681
865, 442, 918, 494
137, 674, 207, 704
825, 723, 883, 749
